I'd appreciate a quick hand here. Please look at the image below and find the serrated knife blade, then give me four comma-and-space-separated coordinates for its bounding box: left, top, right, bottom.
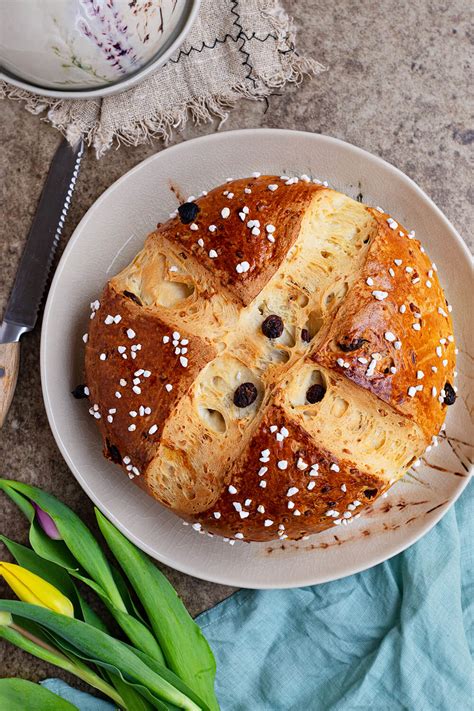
0, 137, 84, 344
0, 137, 84, 427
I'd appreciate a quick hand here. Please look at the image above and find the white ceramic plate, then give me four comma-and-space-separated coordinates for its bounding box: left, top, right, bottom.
41, 129, 473, 588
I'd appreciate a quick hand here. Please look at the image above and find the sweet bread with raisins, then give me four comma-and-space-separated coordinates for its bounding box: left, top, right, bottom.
84, 175, 456, 542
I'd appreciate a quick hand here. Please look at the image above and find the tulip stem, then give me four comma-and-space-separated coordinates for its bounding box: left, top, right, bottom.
10, 622, 62, 654
0, 624, 125, 708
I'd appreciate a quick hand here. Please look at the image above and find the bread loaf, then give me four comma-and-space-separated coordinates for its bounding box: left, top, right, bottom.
84, 175, 457, 542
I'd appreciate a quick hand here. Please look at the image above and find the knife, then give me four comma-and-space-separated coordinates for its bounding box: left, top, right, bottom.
0, 138, 84, 427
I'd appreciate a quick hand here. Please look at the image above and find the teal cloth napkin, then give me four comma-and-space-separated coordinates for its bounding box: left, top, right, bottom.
44, 481, 472, 710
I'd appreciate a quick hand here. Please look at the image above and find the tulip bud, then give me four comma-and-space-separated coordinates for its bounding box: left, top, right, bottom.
33, 503, 62, 540
0, 562, 74, 618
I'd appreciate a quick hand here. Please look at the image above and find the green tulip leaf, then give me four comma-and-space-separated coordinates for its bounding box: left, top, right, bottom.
0, 484, 78, 570
0, 600, 205, 711
47, 631, 176, 711
0, 535, 77, 601
108, 672, 158, 711
0, 480, 125, 612
1, 482, 167, 664
0, 486, 35, 521
30, 518, 79, 570
0, 481, 219, 711
68, 567, 165, 664
0, 534, 108, 633
111, 563, 147, 623
1, 535, 79, 609
0, 678, 77, 710
75, 593, 109, 633
0, 623, 123, 707
96, 510, 218, 711
108, 604, 165, 664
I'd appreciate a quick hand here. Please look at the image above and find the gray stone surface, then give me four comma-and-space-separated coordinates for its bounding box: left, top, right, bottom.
0, 0, 471, 687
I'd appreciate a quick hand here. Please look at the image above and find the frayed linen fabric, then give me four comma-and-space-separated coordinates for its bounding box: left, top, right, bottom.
0, 0, 323, 157
45, 482, 472, 710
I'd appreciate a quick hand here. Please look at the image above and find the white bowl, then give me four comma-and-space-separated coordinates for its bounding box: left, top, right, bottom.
0, 0, 200, 98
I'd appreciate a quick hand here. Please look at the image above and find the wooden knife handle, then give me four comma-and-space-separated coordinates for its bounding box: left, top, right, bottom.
0, 341, 20, 428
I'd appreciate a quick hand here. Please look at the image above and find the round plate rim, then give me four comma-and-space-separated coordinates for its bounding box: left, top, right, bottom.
41, 128, 472, 588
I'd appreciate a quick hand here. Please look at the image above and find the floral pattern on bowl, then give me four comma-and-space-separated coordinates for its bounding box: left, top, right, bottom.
0, 0, 187, 91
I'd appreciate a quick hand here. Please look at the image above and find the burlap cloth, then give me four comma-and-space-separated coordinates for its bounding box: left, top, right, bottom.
0, 0, 323, 156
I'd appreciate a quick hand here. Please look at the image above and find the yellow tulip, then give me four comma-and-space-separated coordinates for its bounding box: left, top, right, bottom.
0, 562, 74, 618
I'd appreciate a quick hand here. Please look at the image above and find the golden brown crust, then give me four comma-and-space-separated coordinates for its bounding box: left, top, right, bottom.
85, 284, 216, 474
83, 176, 457, 543
195, 406, 387, 541
312, 210, 456, 442
155, 176, 322, 306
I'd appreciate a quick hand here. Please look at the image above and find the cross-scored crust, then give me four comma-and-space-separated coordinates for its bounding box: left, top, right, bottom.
84, 176, 456, 541
85, 284, 216, 476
